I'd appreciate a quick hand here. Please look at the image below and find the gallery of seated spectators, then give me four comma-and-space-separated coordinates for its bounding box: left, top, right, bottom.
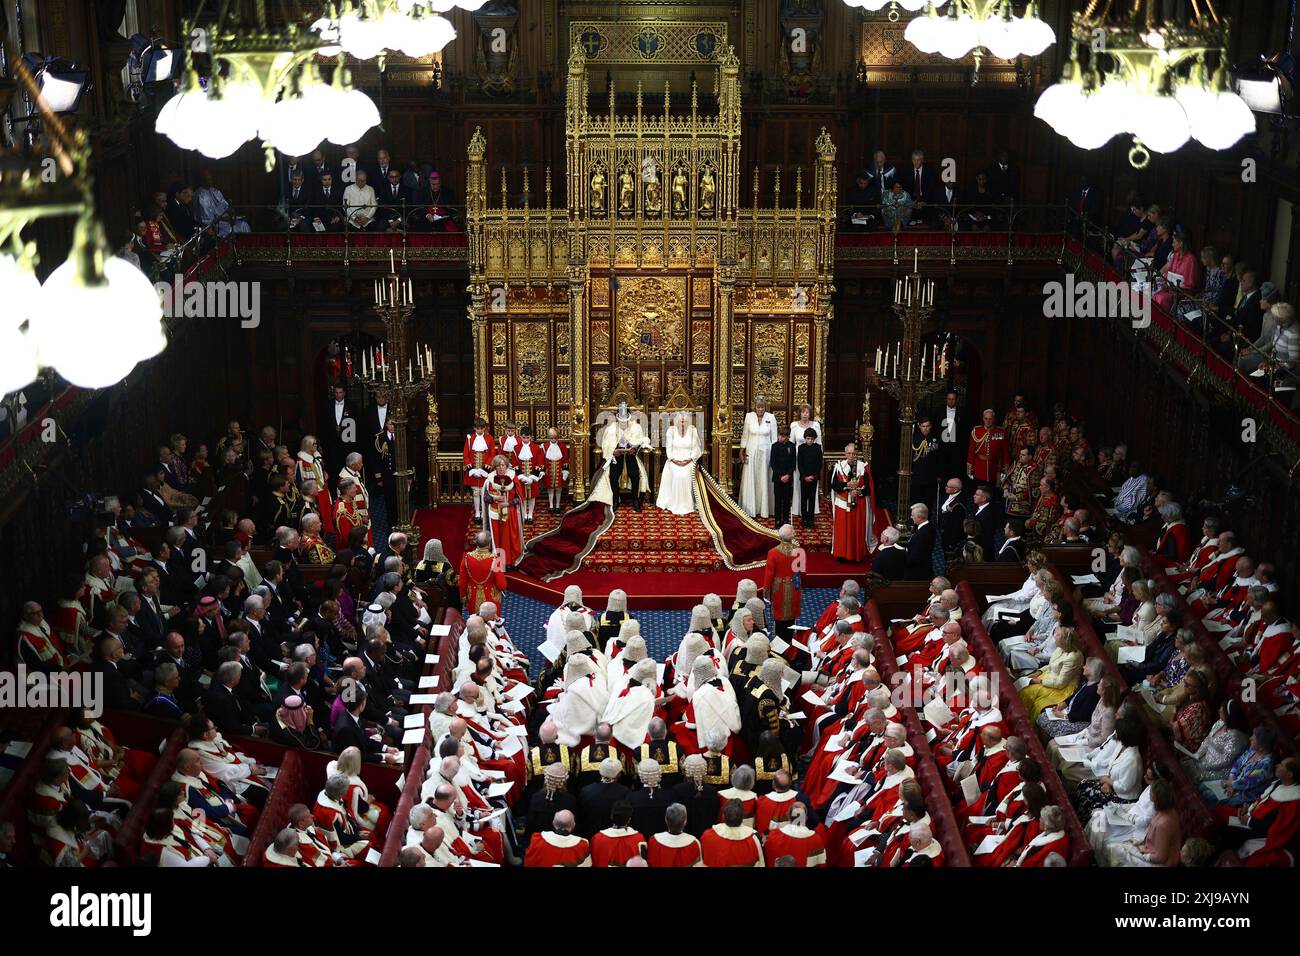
1, 0, 1298, 918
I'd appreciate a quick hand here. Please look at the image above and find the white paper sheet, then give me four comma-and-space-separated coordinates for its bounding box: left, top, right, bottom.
402, 728, 425, 745
418, 675, 439, 688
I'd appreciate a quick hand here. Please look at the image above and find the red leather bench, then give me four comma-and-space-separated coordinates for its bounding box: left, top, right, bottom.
955, 582, 1094, 866
865, 602, 972, 866
241, 751, 305, 866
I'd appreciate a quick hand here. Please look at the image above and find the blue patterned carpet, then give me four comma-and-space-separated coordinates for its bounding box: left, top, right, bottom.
502, 586, 841, 673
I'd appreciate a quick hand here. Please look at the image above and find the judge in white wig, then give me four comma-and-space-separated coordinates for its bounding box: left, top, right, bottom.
546, 585, 593, 652
550, 646, 610, 747
603, 658, 660, 751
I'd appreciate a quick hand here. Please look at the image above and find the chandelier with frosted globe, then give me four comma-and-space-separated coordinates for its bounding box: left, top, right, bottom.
324, 0, 458, 60
1033, 1, 1254, 167
157, 2, 385, 162
903, 0, 1055, 68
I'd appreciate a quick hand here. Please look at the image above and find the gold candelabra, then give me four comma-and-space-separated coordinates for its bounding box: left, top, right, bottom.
350, 263, 435, 547
864, 249, 949, 534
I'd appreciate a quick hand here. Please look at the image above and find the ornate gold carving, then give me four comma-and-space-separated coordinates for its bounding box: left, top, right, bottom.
591, 321, 611, 364
691, 321, 712, 365
693, 279, 712, 309
752, 324, 789, 406
616, 275, 686, 360
590, 164, 607, 214
692, 372, 711, 400
732, 321, 747, 366
795, 374, 810, 403
795, 324, 811, 366
492, 374, 508, 404
592, 277, 610, 308
491, 325, 507, 365
514, 324, 550, 402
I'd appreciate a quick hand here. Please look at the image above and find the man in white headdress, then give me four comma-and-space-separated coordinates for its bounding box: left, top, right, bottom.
672, 632, 714, 704
603, 658, 660, 753
657, 411, 703, 515
607, 633, 652, 697
604, 616, 642, 663
550, 650, 610, 747
546, 585, 594, 653
739, 396, 777, 518
591, 402, 650, 512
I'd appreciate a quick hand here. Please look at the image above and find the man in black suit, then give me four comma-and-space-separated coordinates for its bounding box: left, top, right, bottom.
378, 167, 413, 230
368, 148, 395, 188
364, 389, 392, 451
311, 170, 345, 232
230, 626, 277, 722
844, 169, 879, 229
280, 153, 313, 195
284, 170, 314, 232
933, 391, 968, 490
308, 147, 332, 187
905, 149, 939, 225
139, 472, 174, 525
769, 424, 797, 527
935, 181, 963, 231
578, 757, 631, 838
1068, 176, 1103, 246
937, 477, 968, 551
872, 527, 906, 581
997, 519, 1026, 563
333, 686, 400, 764
905, 504, 936, 581
135, 568, 171, 651
865, 149, 896, 202
972, 485, 998, 558
91, 632, 140, 710
986, 149, 1020, 203
204, 662, 257, 736
795, 429, 823, 531
323, 383, 361, 468
1218, 267, 1262, 355
153, 631, 200, 712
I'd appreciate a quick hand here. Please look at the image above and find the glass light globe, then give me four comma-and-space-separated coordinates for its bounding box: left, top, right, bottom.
33, 257, 167, 389
979, 18, 1022, 61
937, 14, 979, 60
1094, 80, 1141, 137
896, 0, 935, 10
398, 13, 456, 57
1130, 94, 1190, 153
0, 323, 39, 397
0, 253, 43, 323
1033, 81, 1083, 131
904, 12, 945, 54
326, 88, 382, 145
340, 10, 390, 59
1011, 14, 1056, 56
157, 87, 214, 151
260, 83, 333, 156
195, 80, 264, 158
1177, 86, 1256, 150
1065, 88, 1124, 150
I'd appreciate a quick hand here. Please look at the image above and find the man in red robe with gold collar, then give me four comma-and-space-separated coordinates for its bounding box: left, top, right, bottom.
762, 525, 803, 639
967, 408, 1008, 485
460, 531, 506, 611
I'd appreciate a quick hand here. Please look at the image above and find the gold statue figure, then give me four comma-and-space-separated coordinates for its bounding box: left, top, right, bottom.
618, 169, 635, 212
590, 168, 607, 212
645, 167, 662, 214
700, 165, 716, 213
671, 168, 688, 213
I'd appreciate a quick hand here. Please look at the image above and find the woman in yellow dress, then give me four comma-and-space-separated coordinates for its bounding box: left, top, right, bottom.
1020, 626, 1083, 722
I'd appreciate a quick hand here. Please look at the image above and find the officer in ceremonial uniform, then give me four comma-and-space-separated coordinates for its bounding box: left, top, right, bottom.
966, 408, 1009, 486
573, 733, 627, 791
911, 417, 941, 511
523, 734, 575, 805
300, 530, 336, 565
636, 725, 684, 789
1002, 447, 1040, 519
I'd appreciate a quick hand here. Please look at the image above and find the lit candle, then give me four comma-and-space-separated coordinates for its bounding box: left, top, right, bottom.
390, 249, 395, 273
407, 278, 413, 302
907, 357, 912, 380
408, 359, 413, 381
426, 345, 433, 370
914, 248, 918, 272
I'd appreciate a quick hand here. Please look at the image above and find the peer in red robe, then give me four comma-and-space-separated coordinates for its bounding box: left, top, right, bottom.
762, 539, 803, 627
700, 821, 763, 867
646, 830, 702, 867
459, 543, 506, 611
1239, 777, 1300, 868
485, 460, 524, 568
830, 453, 879, 562
590, 824, 646, 866
524, 829, 591, 866
764, 818, 827, 866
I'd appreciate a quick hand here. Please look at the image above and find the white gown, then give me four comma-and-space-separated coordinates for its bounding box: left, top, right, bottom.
789, 419, 822, 516
657, 424, 702, 515
739, 411, 776, 518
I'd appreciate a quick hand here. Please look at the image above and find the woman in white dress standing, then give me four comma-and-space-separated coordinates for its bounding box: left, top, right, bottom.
788, 403, 822, 521
739, 397, 777, 518
657, 412, 702, 515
